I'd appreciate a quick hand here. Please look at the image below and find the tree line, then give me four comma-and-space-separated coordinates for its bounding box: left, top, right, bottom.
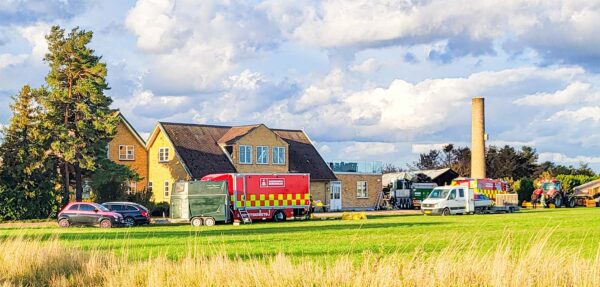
0, 26, 138, 220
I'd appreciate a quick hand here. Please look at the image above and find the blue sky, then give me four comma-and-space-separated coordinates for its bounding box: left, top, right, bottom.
1, 0, 600, 171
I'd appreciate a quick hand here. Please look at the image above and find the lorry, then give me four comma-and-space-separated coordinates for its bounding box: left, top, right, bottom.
388, 178, 437, 209
201, 173, 311, 224
172, 173, 311, 226
421, 185, 519, 216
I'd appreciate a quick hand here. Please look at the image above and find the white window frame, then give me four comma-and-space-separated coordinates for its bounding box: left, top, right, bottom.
119, 145, 135, 160
126, 181, 137, 194
256, 146, 269, 165
357, 181, 368, 198
239, 145, 252, 164
159, 147, 169, 162
164, 180, 170, 198
273, 146, 285, 164
107, 144, 110, 159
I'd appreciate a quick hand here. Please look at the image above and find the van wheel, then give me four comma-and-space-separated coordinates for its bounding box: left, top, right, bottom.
273, 210, 286, 222
58, 218, 70, 228
100, 219, 112, 228
203, 217, 216, 227
191, 217, 203, 227
442, 208, 451, 216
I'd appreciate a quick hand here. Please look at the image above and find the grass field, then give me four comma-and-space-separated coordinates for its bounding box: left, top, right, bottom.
1, 208, 599, 261
1, 208, 600, 286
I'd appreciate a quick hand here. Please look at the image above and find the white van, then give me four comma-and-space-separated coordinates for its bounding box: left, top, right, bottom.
420, 186, 494, 215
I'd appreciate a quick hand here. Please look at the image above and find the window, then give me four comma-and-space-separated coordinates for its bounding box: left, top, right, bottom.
125, 205, 139, 211
106, 144, 110, 159
126, 181, 137, 194
256, 146, 269, 164
148, 181, 153, 192
459, 189, 464, 198
69, 204, 80, 211
449, 190, 457, 200
357, 181, 368, 198
164, 180, 170, 197
159, 147, 169, 162
79, 204, 96, 211
239, 145, 252, 164
273, 146, 285, 164
118, 145, 135, 160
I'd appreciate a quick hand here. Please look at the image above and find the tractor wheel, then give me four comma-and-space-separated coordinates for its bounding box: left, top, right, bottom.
554, 196, 562, 208
442, 208, 451, 216
191, 217, 203, 227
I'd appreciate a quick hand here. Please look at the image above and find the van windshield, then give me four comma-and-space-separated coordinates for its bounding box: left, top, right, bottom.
428, 188, 450, 199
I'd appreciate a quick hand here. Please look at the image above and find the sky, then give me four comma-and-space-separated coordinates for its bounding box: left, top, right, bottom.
1, 0, 600, 171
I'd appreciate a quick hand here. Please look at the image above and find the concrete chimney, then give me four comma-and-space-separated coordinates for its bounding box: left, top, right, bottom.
471, 97, 486, 179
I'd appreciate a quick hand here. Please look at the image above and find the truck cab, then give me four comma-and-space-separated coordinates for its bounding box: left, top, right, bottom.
421, 186, 490, 215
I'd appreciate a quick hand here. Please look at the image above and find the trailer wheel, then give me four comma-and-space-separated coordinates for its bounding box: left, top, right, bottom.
191, 217, 203, 227
273, 210, 286, 222
442, 208, 451, 216
568, 198, 576, 208
203, 217, 216, 227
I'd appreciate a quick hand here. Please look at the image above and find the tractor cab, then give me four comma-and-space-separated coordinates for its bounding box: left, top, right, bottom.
541, 180, 561, 196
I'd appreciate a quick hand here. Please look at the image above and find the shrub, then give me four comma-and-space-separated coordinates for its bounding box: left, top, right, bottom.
150, 202, 170, 217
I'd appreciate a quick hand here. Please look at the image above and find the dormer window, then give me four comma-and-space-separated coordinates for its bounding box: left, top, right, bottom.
239, 145, 252, 164
256, 146, 268, 164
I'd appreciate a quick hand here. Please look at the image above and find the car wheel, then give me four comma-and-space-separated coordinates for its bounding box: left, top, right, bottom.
100, 219, 112, 228
442, 208, 451, 216
203, 217, 216, 227
58, 218, 70, 228
273, 210, 286, 222
124, 217, 135, 227
191, 217, 203, 227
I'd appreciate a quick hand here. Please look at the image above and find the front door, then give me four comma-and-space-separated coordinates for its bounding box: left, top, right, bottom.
330, 181, 342, 211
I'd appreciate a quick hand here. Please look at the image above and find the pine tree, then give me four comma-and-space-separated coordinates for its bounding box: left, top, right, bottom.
0, 86, 58, 219
42, 26, 118, 203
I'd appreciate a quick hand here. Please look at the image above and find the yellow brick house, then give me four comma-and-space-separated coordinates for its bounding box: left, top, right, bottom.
146, 122, 337, 203
106, 113, 148, 194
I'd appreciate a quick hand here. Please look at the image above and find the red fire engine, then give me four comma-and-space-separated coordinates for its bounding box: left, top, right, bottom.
201, 173, 311, 223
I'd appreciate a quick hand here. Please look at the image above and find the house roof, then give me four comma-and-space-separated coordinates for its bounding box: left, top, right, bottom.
154, 122, 337, 181
217, 124, 260, 145
160, 122, 237, 179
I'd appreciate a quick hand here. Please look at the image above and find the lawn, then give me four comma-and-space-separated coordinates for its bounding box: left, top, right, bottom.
1, 208, 599, 262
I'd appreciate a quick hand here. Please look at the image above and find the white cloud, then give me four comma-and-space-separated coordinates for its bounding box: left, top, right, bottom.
411, 143, 450, 154
539, 152, 600, 164
548, 106, 600, 123
0, 53, 28, 69
18, 23, 50, 60
341, 142, 397, 158
350, 58, 381, 73
514, 82, 598, 106
125, 0, 280, 92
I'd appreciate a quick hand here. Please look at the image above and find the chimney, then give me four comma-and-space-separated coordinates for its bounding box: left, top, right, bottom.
471, 97, 486, 179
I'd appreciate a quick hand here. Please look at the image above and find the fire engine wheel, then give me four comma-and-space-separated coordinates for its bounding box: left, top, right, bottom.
58, 218, 70, 228
442, 208, 451, 216
203, 217, 216, 227
273, 210, 286, 222
191, 217, 203, 227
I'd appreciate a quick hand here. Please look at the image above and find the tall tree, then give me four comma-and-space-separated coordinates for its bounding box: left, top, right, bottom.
42, 26, 118, 203
0, 86, 58, 219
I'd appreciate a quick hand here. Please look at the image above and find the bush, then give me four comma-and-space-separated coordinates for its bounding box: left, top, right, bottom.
514, 178, 534, 205
150, 202, 170, 217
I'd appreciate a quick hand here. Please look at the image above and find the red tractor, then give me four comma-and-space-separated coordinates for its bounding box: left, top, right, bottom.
538, 178, 567, 208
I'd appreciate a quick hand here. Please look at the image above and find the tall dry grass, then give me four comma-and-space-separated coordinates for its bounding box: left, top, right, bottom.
0, 232, 599, 287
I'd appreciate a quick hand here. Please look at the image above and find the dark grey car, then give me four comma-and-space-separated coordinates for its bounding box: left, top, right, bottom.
101, 202, 151, 227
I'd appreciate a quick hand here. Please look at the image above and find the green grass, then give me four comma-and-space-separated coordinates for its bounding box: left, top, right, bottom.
1, 208, 599, 262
